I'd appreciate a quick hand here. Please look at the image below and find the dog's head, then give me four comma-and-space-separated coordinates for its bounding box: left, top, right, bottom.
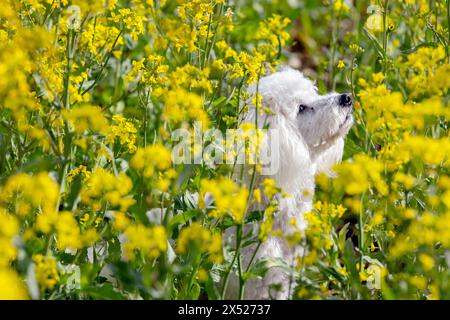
245, 68, 353, 179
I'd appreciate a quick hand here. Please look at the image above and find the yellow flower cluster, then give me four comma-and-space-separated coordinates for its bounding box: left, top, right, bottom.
168, 64, 213, 94
401, 46, 450, 99
387, 134, 450, 167
327, 154, 388, 197
0, 212, 19, 267
0, 23, 50, 131
62, 105, 109, 135
80, 16, 122, 63
161, 88, 210, 127
390, 210, 450, 259
237, 123, 267, 167
123, 224, 167, 260
333, 0, 350, 14
260, 178, 281, 199
162, 0, 226, 53
106, 115, 138, 154
110, 8, 145, 41
0, 172, 59, 218
33, 254, 59, 290
214, 42, 267, 85
67, 165, 91, 184
80, 168, 135, 212
36, 210, 99, 251
176, 222, 223, 264
125, 55, 169, 87
258, 204, 277, 242
200, 178, 248, 224
255, 14, 291, 59
304, 201, 347, 251
0, 268, 28, 300
130, 144, 175, 191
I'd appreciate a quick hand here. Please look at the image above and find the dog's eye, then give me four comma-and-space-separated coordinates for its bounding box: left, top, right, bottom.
298, 104, 307, 114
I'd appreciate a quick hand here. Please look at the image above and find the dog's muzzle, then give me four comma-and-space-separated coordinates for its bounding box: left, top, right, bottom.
338, 93, 352, 108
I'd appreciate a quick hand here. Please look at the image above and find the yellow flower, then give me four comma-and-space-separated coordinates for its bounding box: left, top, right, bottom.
67, 165, 91, 184
258, 204, 276, 241
55, 211, 83, 250
62, 105, 109, 135
402, 46, 450, 98
33, 254, 59, 290
419, 254, 434, 271
337, 266, 348, 277
200, 177, 248, 224
196, 268, 209, 282
113, 212, 131, 232
253, 188, 262, 204
106, 115, 138, 153
176, 222, 223, 263
162, 88, 209, 127
409, 275, 427, 290
372, 212, 384, 225
333, 0, 350, 13
123, 224, 167, 260
333, 154, 388, 196
0, 211, 19, 267
130, 144, 176, 192
0, 172, 59, 218
110, 8, 145, 41
261, 178, 280, 199
0, 268, 28, 299
255, 14, 291, 59
80, 168, 135, 212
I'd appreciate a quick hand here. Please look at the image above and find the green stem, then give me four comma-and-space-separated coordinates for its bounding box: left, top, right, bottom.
220, 224, 242, 299
359, 193, 365, 273
238, 251, 244, 299
45, 234, 54, 255
81, 30, 123, 96
203, 4, 224, 68
239, 240, 262, 299
202, 12, 213, 69
382, 0, 389, 76
63, 30, 73, 109
185, 253, 201, 298
245, 241, 262, 274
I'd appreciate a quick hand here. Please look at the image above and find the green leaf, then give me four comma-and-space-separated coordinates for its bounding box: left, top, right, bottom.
169, 209, 199, 230
247, 257, 291, 279
107, 236, 122, 262
108, 262, 146, 293
363, 28, 386, 60
212, 96, 227, 107
245, 210, 264, 223
338, 223, 350, 252
205, 275, 220, 300
318, 263, 345, 284
189, 282, 201, 300
83, 283, 126, 300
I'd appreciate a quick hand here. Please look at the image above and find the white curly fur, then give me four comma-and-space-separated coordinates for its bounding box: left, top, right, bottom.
226, 68, 354, 299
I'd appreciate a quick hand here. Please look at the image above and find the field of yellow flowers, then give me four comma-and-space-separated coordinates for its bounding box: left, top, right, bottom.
0, 0, 449, 300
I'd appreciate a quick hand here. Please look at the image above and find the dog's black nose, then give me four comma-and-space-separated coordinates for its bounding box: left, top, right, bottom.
339, 93, 352, 107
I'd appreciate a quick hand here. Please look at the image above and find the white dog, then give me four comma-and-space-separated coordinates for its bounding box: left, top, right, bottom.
227, 68, 354, 299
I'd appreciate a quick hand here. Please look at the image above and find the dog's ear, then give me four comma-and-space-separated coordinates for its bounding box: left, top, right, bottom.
313, 137, 344, 177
